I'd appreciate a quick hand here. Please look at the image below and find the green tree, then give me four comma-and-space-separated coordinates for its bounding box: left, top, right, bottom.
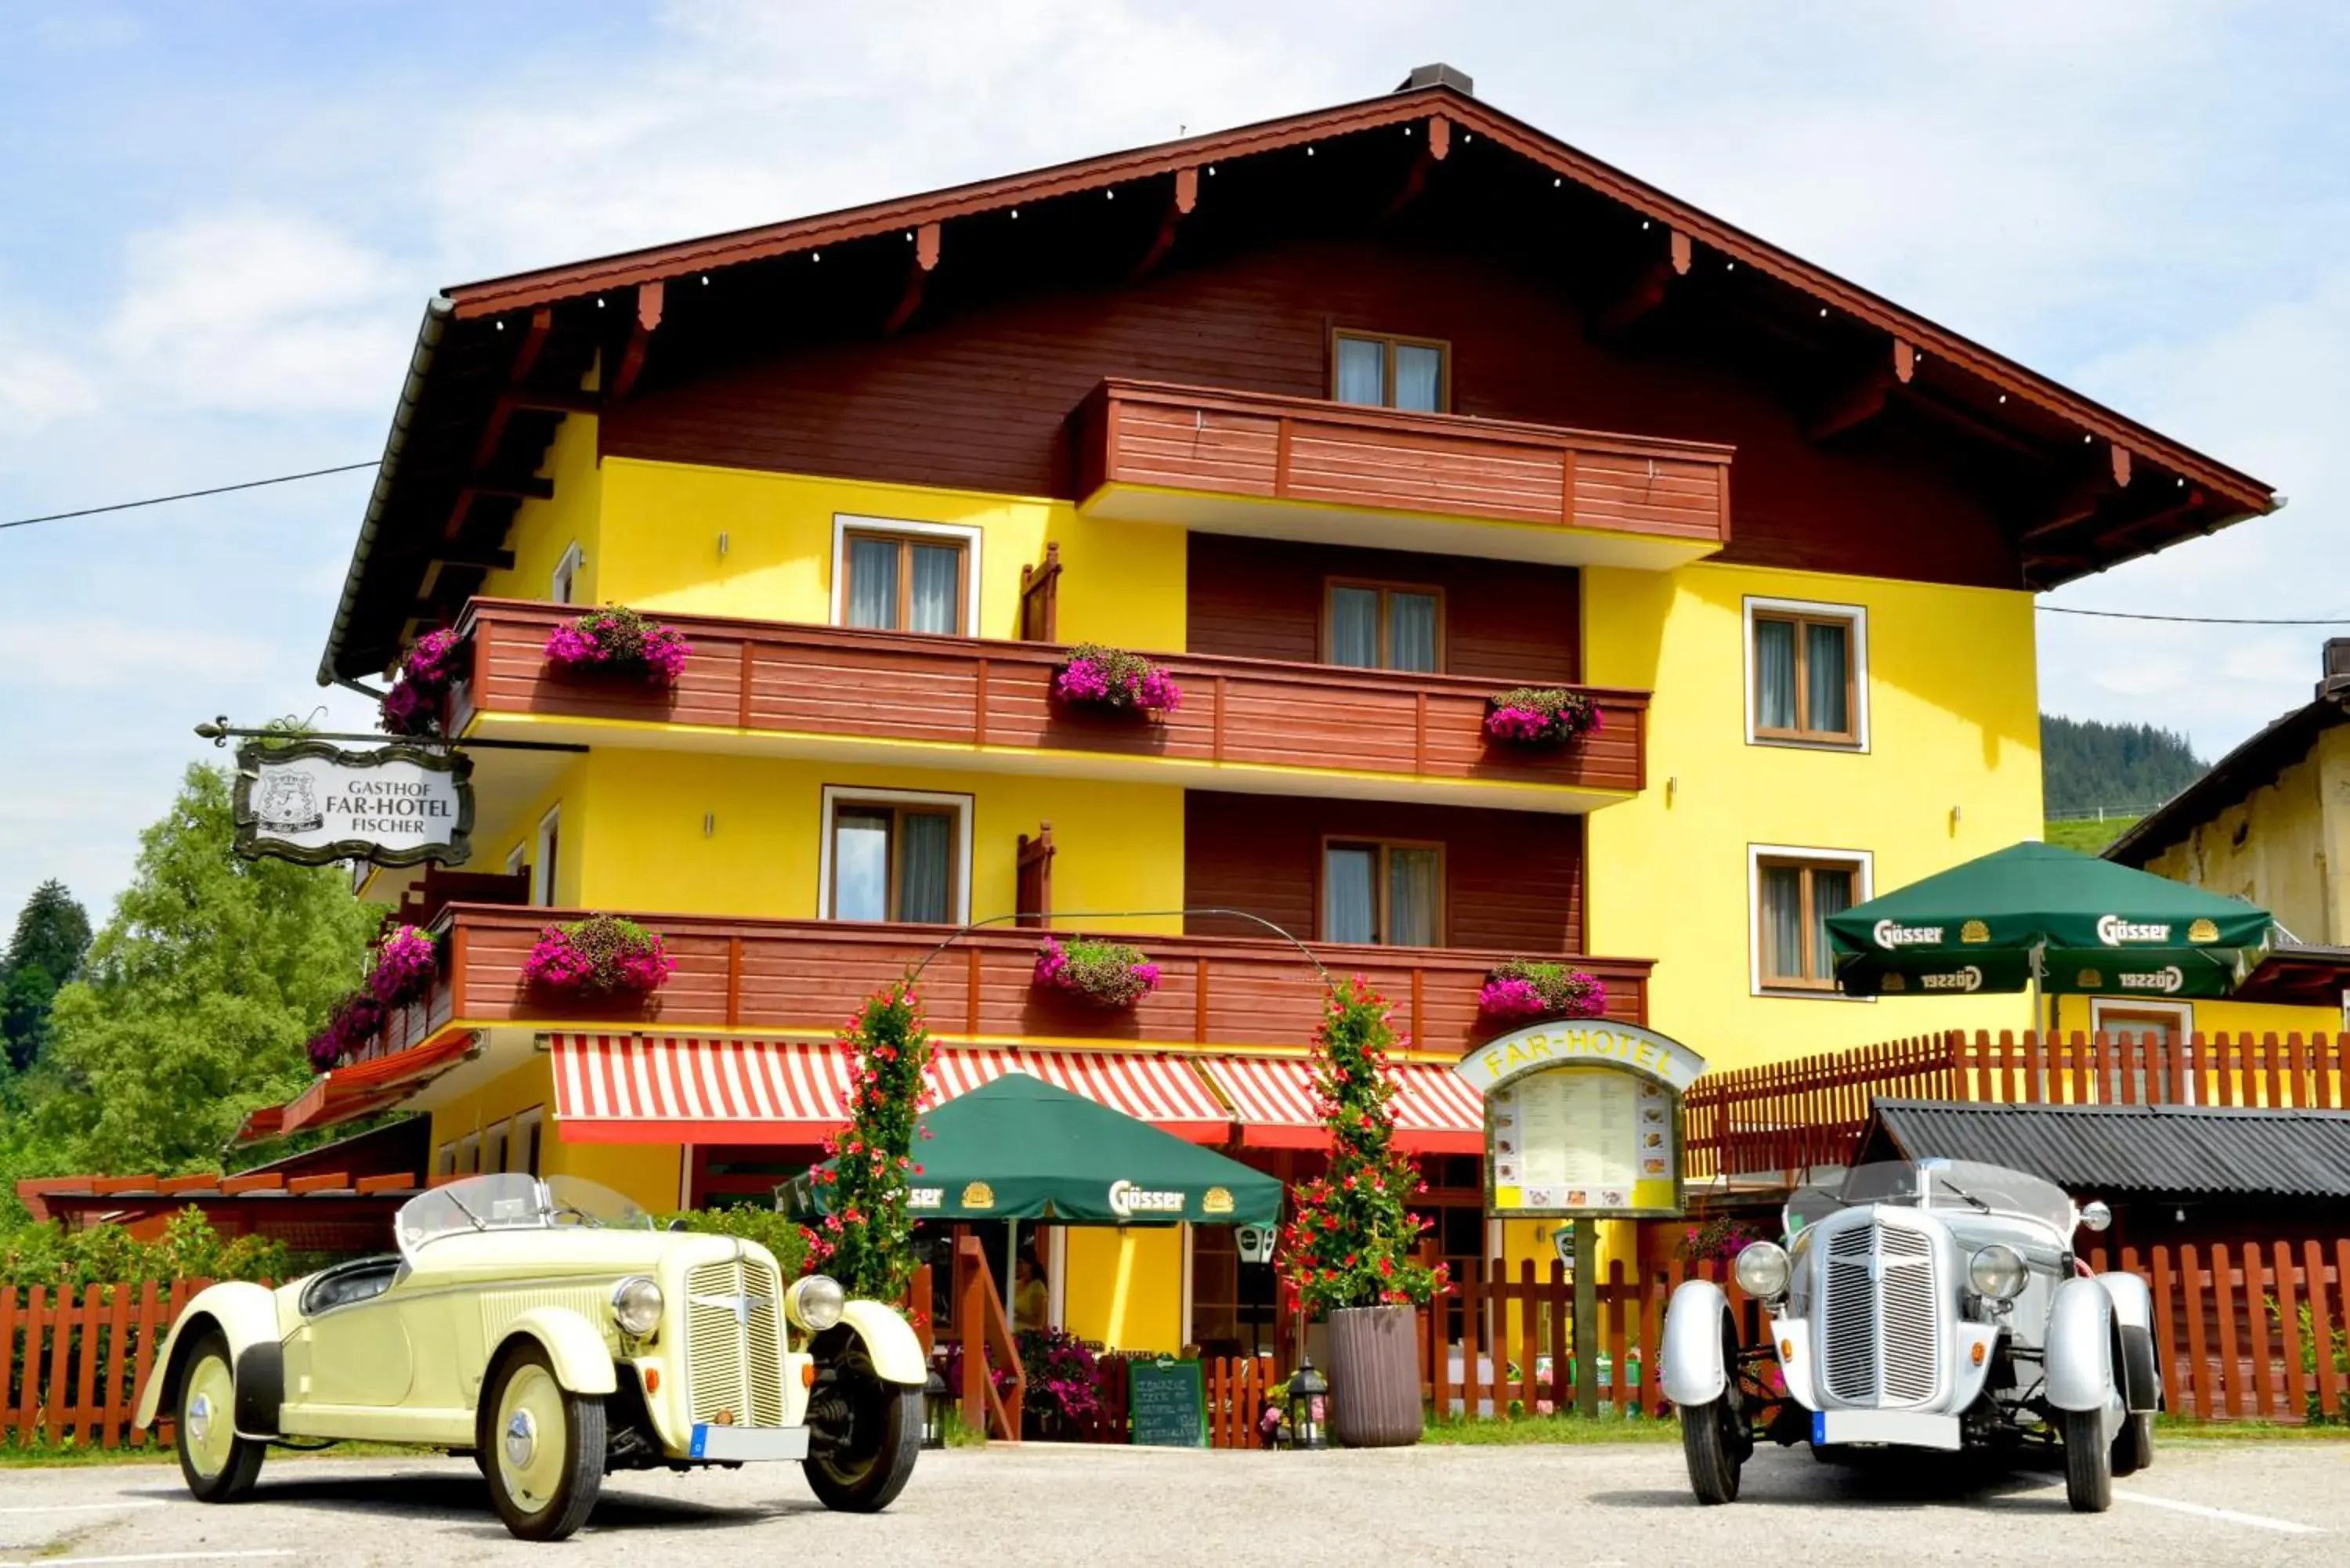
0, 879, 91, 1072
33, 764, 378, 1173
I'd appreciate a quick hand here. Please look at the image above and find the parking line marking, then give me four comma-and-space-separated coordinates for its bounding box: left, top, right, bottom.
2116, 1490, 2323, 1535
0, 1553, 299, 1567
0, 1501, 165, 1514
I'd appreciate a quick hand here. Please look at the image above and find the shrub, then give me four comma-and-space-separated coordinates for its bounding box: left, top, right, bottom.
1054, 644, 1182, 714
1477, 959, 1607, 1022
1016, 1328, 1104, 1425
0, 1207, 287, 1288
1032, 935, 1161, 1008
1484, 687, 1601, 746
522, 915, 674, 997
544, 605, 692, 685
663, 1204, 812, 1280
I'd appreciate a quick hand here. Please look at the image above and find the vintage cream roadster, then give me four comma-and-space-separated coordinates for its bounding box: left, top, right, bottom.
136, 1174, 927, 1541
1661, 1159, 2159, 1513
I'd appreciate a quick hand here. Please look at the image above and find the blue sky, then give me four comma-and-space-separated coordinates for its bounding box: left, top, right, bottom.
2, 2, 2346, 928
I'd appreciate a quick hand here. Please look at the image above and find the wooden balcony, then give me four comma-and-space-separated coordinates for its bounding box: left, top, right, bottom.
356, 903, 1654, 1065
1071, 378, 1734, 571
450, 599, 1648, 811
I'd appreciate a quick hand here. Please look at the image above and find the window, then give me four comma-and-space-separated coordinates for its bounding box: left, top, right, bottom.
832, 518, 981, 636
1331, 331, 1448, 412
1326, 582, 1442, 673
1323, 840, 1443, 946
821, 787, 972, 925
551, 541, 583, 605
1747, 598, 1867, 748
483, 1120, 510, 1178
434, 1142, 457, 1179
457, 1132, 482, 1176
1750, 847, 1871, 994
514, 1108, 545, 1176
2090, 1000, 2193, 1104
532, 808, 561, 906
504, 843, 526, 880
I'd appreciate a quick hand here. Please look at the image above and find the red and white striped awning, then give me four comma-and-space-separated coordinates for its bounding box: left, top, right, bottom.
1196, 1056, 1488, 1154
277, 1028, 482, 1136
551, 1035, 1231, 1144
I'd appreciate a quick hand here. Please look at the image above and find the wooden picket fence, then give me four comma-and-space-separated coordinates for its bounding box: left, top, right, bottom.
1685, 1029, 2350, 1181
1, 1278, 221, 1451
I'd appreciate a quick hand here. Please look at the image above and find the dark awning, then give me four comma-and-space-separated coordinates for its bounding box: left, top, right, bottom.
1859, 1097, 2350, 1198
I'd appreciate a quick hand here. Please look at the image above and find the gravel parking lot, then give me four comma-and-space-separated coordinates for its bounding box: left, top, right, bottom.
0, 1440, 2341, 1567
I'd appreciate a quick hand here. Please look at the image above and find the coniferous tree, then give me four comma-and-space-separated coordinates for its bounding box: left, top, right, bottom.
0, 880, 90, 1073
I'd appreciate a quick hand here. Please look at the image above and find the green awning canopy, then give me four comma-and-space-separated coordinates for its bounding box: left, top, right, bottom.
1826, 841, 2272, 999
788, 1073, 1282, 1225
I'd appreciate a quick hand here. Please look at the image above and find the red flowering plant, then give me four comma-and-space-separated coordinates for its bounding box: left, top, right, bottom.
1052, 643, 1182, 717
367, 924, 439, 1006
1014, 1328, 1104, 1427
1679, 1214, 1765, 1267
805, 981, 933, 1302
1277, 978, 1448, 1314
522, 914, 674, 998
1477, 959, 1607, 1023
1032, 934, 1161, 1008
544, 605, 692, 685
305, 992, 385, 1071
1482, 686, 1601, 747
378, 627, 463, 737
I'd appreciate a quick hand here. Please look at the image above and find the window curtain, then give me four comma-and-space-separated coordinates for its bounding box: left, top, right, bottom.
1805, 622, 1849, 734
1809, 869, 1853, 981
908, 543, 960, 634
832, 809, 891, 920
1392, 345, 1442, 412
897, 811, 954, 923
1329, 587, 1379, 667
1324, 847, 1377, 944
1334, 338, 1385, 406
1386, 848, 1441, 946
1754, 619, 1797, 730
1388, 593, 1439, 673
1759, 865, 1804, 980
847, 537, 899, 630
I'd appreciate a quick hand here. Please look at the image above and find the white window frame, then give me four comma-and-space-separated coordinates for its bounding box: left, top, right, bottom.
514, 1107, 546, 1176
1747, 844, 1875, 1000
1743, 594, 1871, 753
817, 785, 974, 927
504, 843, 526, 878
457, 1131, 482, 1176
551, 541, 583, 605
830, 515, 983, 635
2088, 997, 2196, 1104
533, 807, 561, 907
434, 1141, 457, 1178
483, 1118, 511, 1176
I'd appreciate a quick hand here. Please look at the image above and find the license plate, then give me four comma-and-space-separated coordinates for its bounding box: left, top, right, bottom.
689, 1423, 810, 1462
1811, 1409, 1961, 1450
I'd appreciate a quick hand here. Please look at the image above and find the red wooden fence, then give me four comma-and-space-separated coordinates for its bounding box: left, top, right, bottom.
1685, 1030, 2350, 1182
2, 1278, 220, 1451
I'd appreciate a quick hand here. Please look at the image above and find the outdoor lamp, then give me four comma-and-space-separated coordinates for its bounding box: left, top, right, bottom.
1285, 1360, 1329, 1451
921, 1364, 950, 1450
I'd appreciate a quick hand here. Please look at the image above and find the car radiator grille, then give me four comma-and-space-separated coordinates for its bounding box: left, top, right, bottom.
1820, 1222, 1940, 1407
684, 1256, 787, 1429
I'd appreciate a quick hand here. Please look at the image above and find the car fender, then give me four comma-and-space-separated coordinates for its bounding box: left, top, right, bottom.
833, 1299, 927, 1386
1660, 1279, 1734, 1407
136, 1281, 281, 1433
493, 1306, 618, 1397
2044, 1276, 2117, 1412
2096, 1271, 2161, 1412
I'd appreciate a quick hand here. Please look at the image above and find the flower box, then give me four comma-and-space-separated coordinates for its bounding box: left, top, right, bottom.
522, 914, 675, 998
1032, 935, 1161, 1009
1477, 959, 1607, 1022
1482, 687, 1601, 748
1052, 644, 1182, 717
306, 924, 439, 1071
543, 605, 692, 686
379, 628, 462, 738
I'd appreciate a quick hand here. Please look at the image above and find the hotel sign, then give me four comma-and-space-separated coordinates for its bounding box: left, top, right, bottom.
1454, 1022, 1708, 1222
233, 740, 473, 868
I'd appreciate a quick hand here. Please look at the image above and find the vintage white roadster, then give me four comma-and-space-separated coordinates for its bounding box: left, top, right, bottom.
136, 1174, 927, 1540
1661, 1159, 2159, 1512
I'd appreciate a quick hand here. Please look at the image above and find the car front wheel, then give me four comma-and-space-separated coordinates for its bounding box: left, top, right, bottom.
175, 1331, 265, 1503
2111, 1411, 2153, 1477
483, 1346, 605, 1542
1679, 1390, 1744, 1505
2062, 1407, 2113, 1512
803, 1346, 920, 1514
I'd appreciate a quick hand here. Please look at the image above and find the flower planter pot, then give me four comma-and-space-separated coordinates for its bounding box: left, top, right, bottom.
1325, 1304, 1422, 1448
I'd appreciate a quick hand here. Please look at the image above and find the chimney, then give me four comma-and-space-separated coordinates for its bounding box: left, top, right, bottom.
1396, 63, 1474, 96
2322, 638, 2350, 699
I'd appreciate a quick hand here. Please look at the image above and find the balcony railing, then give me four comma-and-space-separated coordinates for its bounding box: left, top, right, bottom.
1684, 1028, 2350, 1184
354, 904, 1654, 1066
1071, 378, 1734, 565
450, 599, 1648, 803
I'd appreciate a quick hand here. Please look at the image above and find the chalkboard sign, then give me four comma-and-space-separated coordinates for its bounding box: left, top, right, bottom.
1126, 1356, 1206, 1448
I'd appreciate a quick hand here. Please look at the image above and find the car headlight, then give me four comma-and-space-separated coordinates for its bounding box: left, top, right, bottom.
612, 1276, 664, 1337
786, 1274, 845, 1333
1968, 1244, 2028, 1302
1732, 1241, 1791, 1300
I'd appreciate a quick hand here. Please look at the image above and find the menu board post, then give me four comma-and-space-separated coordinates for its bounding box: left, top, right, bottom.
1572, 1216, 1598, 1419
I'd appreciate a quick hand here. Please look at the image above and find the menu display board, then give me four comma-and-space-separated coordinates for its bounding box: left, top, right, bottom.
1126, 1357, 1206, 1448
1454, 1021, 1704, 1222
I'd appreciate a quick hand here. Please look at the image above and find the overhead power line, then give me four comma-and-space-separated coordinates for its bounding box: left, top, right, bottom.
0, 461, 381, 531
2037, 605, 2350, 627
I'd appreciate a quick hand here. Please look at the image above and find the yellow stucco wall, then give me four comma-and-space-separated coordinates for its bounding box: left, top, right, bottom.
1061, 1226, 1184, 1353
2144, 724, 2350, 946
1583, 561, 2044, 1071
477, 408, 603, 608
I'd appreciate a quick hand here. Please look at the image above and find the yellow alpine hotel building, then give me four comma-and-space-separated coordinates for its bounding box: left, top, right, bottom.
276, 70, 2277, 1356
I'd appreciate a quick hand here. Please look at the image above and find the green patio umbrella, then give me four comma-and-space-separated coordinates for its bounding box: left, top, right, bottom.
1826, 841, 2272, 1001
786, 1072, 1282, 1226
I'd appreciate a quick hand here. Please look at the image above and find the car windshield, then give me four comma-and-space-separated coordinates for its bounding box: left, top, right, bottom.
395, 1174, 653, 1259
1785, 1160, 2074, 1236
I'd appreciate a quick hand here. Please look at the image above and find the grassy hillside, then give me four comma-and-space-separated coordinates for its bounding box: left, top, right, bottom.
2042, 714, 2207, 816
2043, 814, 2144, 857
